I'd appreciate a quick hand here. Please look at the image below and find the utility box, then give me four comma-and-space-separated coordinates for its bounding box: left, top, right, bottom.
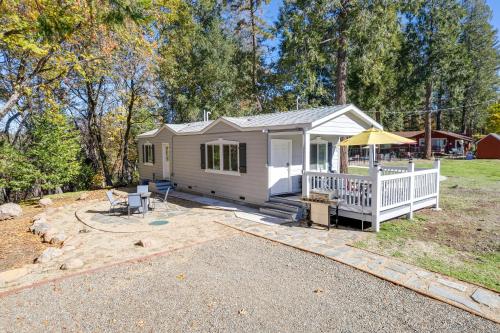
309, 201, 330, 227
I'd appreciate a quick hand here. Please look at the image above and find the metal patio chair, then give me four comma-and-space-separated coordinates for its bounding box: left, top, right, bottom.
106, 190, 126, 214
127, 193, 144, 218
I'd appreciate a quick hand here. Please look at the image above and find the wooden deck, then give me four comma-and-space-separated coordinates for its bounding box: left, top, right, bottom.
302, 160, 441, 232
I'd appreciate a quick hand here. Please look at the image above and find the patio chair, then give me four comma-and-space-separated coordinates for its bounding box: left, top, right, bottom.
127, 193, 144, 218
153, 187, 171, 210
106, 190, 125, 214
137, 185, 149, 194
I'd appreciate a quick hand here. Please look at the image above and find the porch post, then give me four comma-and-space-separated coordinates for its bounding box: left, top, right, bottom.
433, 158, 441, 210
302, 130, 311, 198
370, 162, 382, 232
407, 159, 415, 219
369, 144, 375, 169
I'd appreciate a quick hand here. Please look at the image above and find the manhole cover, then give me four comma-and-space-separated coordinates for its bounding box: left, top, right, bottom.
149, 220, 169, 226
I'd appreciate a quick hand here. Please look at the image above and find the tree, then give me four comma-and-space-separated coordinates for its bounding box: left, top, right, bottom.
226, 0, 271, 112
485, 102, 500, 133
158, 0, 241, 122
27, 108, 81, 193
458, 0, 499, 135
401, 0, 465, 158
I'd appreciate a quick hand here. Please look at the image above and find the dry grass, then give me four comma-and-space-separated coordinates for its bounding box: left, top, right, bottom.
0, 190, 107, 272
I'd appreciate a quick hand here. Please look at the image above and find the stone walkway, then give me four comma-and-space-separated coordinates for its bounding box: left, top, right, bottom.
215, 214, 500, 323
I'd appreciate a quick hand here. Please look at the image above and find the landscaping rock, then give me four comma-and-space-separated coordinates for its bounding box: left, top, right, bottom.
0, 203, 22, 221
32, 212, 47, 222
30, 221, 51, 236
77, 192, 89, 200
36, 247, 63, 263
49, 233, 67, 245
135, 239, 157, 248
471, 288, 500, 308
60, 258, 84, 270
0, 267, 29, 286
39, 198, 53, 207
42, 228, 58, 242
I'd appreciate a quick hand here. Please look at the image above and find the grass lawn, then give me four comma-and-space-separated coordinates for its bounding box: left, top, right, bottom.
351, 159, 500, 292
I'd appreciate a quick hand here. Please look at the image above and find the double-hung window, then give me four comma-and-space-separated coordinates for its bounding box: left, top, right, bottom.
206, 139, 239, 174
310, 138, 328, 171
144, 143, 154, 165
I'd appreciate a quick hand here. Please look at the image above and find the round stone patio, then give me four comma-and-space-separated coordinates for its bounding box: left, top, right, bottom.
76, 199, 194, 233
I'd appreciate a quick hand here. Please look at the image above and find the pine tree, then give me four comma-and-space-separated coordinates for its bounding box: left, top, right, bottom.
27, 108, 81, 193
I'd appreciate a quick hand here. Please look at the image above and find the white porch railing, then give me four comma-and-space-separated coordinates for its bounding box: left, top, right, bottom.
304, 160, 441, 232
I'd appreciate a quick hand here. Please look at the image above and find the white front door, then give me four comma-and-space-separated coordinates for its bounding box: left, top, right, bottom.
270, 139, 292, 195
162, 143, 170, 179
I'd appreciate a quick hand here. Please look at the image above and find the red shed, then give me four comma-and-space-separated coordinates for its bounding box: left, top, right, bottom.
476, 133, 500, 159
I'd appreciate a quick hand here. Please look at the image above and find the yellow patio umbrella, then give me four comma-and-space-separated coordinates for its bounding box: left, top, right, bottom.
338, 128, 416, 168
338, 128, 416, 146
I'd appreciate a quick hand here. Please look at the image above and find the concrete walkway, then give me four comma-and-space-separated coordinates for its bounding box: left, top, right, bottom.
214, 214, 500, 323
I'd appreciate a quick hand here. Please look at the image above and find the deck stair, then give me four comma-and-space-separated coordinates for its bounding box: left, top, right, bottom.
150, 180, 173, 194
259, 197, 308, 221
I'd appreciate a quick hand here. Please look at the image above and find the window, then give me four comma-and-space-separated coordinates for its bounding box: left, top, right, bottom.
310, 138, 328, 171
144, 143, 154, 164
206, 140, 239, 174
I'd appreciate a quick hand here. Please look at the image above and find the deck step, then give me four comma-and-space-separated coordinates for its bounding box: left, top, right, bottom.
269, 196, 308, 208
259, 207, 297, 221
261, 202, 300, 213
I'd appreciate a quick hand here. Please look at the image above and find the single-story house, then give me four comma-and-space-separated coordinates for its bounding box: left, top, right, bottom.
476, 133, 500, 159
137, 104, 381, 206
389, 130, 473, 156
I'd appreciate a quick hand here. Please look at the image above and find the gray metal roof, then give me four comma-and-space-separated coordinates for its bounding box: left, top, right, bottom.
223, 105, 348, 128
138, 104, 353, 137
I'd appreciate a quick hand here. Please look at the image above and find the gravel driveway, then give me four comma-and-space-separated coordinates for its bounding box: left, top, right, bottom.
0, 234, 497, 332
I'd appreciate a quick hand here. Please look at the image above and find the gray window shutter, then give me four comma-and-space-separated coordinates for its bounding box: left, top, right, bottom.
239, 143, 247, 173
328, 142, 333, 172
200, 144, 206, 169
142, 144, 145, 162
152, 144, 155, 164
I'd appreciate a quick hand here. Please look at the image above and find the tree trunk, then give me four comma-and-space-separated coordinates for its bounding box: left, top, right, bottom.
424, 82, 433, 159
120, 80, 135, 185
249, 0, 262, 112
336, 0, 350, 173
0, 91, 21, 122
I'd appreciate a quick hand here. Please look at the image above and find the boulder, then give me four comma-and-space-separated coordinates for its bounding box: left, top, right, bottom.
36, 247, 64, 263
49, 233, 67, 245
77, 192, 89, 201
32, 212, 47, 222
135, 239, 157, 248
39, 198, 53, 207
30, 222, 51, 236
60, 258, 84, 270
0, 203, 22, 221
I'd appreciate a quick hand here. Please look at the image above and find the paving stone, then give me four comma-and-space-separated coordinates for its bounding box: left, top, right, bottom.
135, 239, 157, 248
342, 257, 364, 266
437, 278, 467, 292
386, 263, 410, 275
429, 284, 481, 312
406, 276, 426, 290
471, 288, 500, 309
380, 269, 404, 281
415, 270, 433, 278
60, 258, 84, 270
0, 267, 29, 285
